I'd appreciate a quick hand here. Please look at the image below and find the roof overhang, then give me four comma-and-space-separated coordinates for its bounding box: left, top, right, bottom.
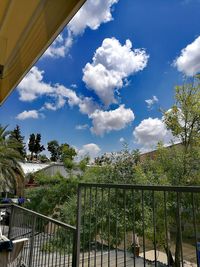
0, 0, 86, 104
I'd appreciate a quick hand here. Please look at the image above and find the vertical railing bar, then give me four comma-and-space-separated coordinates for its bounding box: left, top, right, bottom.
88, 187, 92, 267
164, 191, 169, 267
142, 190, 146, 267
67, 231, 70, 267
23, 214, 28, 265
115, 188, 118, 267
177, 192, 184, 267
94, 186, 98, 267
28, 215, 36, 267
38, 218, 43, 267
41, 218, 46, 267
123, 189, 127, 267
44, 219, 49, 267
192, 193, 199, 267
47, 221, 53, 267
73, 184, 82, 267
108, 187, 111, 267
59, 226, 62, 267
81, 187, 86, 267
152, 191, 157, 267
67, 230, 70, 267
54, 224, 59, 267
132, 189, 136, 267
8, 205, 14, 239
101, 188, 104, 267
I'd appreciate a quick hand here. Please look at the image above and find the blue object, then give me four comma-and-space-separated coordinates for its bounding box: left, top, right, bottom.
197, 242, 200, 267
0, 240, 13, 252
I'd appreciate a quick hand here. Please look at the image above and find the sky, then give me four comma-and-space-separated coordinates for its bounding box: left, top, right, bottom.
0, 0, 200, 159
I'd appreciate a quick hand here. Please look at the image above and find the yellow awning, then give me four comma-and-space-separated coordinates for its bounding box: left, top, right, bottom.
0, 0, 85, 104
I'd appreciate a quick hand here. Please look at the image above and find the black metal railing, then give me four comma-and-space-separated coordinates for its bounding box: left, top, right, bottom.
75, 184, 200, 267
0, 204, 76, 267
0, 184, 200, 267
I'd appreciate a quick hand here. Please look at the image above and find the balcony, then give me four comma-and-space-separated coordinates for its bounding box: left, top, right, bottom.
0, 184, 199, 267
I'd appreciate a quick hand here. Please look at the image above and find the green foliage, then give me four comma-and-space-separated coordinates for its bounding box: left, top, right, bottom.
9, 125, 26, 159
0, 125, 24, 194
28, 133, 45, 160
163, 77, 200, 149
60, 143, 77, 162
47, 140, 60, 162
25, 173, 80, 216
78, 156, 90, 172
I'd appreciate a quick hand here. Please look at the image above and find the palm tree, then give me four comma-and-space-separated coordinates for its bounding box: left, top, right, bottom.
0, 125, 25, 196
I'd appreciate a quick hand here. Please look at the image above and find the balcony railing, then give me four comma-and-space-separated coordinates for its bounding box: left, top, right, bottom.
0, 204, 76, 267
0, 184, 200, 267
75, 184, 200, 267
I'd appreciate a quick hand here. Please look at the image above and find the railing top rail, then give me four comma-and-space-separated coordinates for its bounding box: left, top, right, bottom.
0, 204, 76, 231
79, 183, 200, 192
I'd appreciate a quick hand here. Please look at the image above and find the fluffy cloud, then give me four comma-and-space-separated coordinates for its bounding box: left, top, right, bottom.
16, 110, 42, 120
90, 105, 135, 136
119, 137, 125, 142
83, 38, 149, 106
78, 143, 101, 159
18, 67, 99, 115
68, 0, 118, 35
174, 36, 200, 76
17, 67, 54, 101
145, 95, 158, 109
43, 34, 67, 58
44, 0, 118, 58
133, 117, 173, 150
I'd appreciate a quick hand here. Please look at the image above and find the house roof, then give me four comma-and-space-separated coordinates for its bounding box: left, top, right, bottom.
0, 0, 85, 104
19, 162, 50, 175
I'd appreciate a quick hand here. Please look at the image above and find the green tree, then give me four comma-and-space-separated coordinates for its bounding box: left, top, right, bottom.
28, 133, 35, 160
47, 140, 60, 162
34, 134, 45, 159
60, 143, 77, 162
0, 125, 24, 195
9, 125, 26, 159
28, 133, 45, 160
164, 77, 200, 151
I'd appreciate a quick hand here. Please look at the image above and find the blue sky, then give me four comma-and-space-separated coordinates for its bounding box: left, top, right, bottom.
1, 0, 200, 159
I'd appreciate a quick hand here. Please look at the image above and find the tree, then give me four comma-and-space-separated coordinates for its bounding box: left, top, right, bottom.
34, 134, 45, 159
9, 125, 26, 159
163, 76, 200, 150
28, 133, 45, 160
28, 134, 35, 160
163, 77, 200, 182
60, 143, 77, 162
47, 140, 60, 162
0, 125, 24, 195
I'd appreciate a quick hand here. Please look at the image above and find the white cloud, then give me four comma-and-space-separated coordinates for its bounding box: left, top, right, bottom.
133, 117, 173, 150
18, 67, 99, 115
43, 0, 118, 58
90, 105, 135, 136
16, 110, 42, 120
83, 37, 149, 106
17, 67, 54, 101
174, 36, 200, 76
145, 95, 158, 109
75, 124, 89, 130
119, 137, 125, 142
78, 143, 101, 159
43, 34, 67, 58
68, 0, 118, 35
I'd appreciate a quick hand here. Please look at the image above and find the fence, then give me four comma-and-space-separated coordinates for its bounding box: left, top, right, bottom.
75, 184, 200, 267
0, 204, 76, 267
0, 183, 200, 267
